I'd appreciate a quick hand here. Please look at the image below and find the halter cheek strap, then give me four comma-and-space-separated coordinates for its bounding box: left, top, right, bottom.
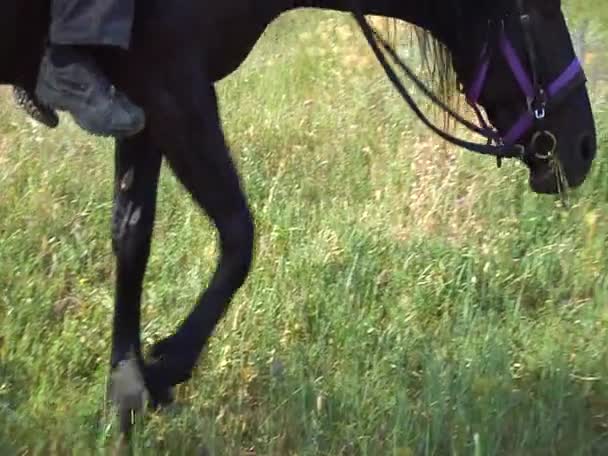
466, 28, 587, 146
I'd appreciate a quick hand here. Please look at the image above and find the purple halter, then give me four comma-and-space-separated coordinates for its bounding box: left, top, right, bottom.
466, 27, 586, 147
352, 1, 588, 163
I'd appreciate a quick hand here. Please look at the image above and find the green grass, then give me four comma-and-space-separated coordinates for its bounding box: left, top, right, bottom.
1, 11, 608, 455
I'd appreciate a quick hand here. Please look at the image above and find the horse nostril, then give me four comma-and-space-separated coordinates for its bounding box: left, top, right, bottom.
579, 133, 596, 162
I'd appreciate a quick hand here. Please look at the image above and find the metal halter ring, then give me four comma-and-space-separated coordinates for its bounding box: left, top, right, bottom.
530, 130, 557, 160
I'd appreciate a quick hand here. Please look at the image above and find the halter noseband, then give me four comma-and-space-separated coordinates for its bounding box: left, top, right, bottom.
465, 4, 587, 156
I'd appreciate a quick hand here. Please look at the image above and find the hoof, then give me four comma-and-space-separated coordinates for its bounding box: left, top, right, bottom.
108, 358, 149, 434
143, 361, 178, 409
149, 335, 195, 386
145, 335, 199, 407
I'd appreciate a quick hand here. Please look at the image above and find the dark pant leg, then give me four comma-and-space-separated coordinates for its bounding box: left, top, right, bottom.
49, 0, 135, 49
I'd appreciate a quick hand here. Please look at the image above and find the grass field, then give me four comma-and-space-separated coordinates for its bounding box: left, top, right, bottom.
1, 11, 608, 455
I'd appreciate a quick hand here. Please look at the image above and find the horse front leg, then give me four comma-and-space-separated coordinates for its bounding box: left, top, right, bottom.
143, 81, 254, 396
108, 132, 164, 433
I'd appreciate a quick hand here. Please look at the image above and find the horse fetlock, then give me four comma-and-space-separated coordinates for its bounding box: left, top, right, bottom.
142, 357, 192, 409
147, 337, 198, 389
143, 373, 175, 409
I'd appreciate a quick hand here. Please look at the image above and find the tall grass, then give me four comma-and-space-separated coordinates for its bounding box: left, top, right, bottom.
0, 11, 607, 455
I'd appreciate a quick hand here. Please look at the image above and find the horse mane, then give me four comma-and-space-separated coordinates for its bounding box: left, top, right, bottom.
412, 26, 460, 115
403, 0, 511, 115
371, 14, 464, 126
377, 1, 508, 124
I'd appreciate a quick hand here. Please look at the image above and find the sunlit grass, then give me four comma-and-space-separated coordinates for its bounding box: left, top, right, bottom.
0, 11, 607, 455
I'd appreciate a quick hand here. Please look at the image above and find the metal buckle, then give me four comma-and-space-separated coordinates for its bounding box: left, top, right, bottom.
527, 88, 547, 120
534, 108, 546, 120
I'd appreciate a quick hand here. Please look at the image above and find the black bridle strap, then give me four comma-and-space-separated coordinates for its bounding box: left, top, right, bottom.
517, 0, 541, 91
350, 9, 524, 159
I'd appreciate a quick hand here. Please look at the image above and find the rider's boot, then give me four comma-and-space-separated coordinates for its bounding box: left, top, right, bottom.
35, 0, 145, 137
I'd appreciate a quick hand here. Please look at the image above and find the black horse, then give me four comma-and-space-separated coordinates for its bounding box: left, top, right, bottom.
1, 0, 597, 430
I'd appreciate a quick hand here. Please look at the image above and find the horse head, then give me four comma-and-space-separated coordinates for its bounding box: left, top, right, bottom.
439, 0, 596, 194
